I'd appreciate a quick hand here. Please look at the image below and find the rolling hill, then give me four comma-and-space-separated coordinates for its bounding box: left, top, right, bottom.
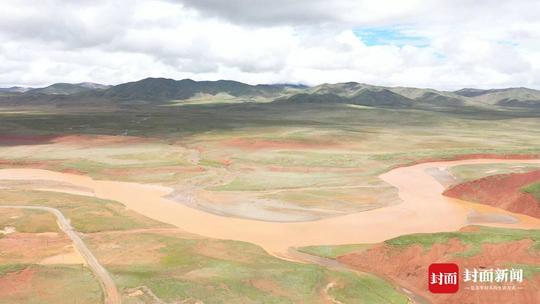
26, 83, 93, 95
2, 77, 540, 110
0, 86, 33, 93
24, 82, 109, 95
79, 78, 303, 101
275, 82, 469, 108
455, 87, 540, 108
76, 82, 110, 90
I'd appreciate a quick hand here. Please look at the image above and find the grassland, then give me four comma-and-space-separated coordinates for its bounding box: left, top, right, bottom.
384, 226, 540, 257
298, 244, 374, 259
521, 181, 540, 203
0, 264, 103, 304
0, 205, 103, 303
299, 226, 540, 260
450, 163, 540, 183
2, 103, 540, 221
0, 187, 408, 303
0, 190, 171, 233
2, 96, 540, 302
0, 208, 59, 233
85, 231, 407, 304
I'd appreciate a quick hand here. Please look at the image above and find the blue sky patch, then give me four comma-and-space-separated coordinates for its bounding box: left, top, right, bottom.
353, 27, 429, 47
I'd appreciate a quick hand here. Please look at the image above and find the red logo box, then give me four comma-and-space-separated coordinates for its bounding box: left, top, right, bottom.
428, 263, 459, 293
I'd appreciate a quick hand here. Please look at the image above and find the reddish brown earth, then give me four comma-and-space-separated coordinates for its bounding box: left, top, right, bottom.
0, 160, 58, 168
220, 138, 341, 150
0, 267, 36, 297
219, 159, 234, 167
236, 167, 256, 172
0, 232, 72, 263
444, 170, 540, 219
60, 168, 85, 175
338, 230, 540, 304
0, 134, 60, 145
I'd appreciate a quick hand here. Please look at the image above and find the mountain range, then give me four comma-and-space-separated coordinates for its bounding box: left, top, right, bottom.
1, 77, 540, 109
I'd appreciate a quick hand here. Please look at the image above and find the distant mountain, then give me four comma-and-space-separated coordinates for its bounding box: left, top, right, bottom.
26, 83, 92, 95
277, 82, 540, 109
3, 77, 540, 110
76, 82, 110, 90
24, 82, 109, 95
275, 82, 468, 108
274, 84, 310, 89
389, 87, 466, 106
453, 88, 490, 97
80, 78, 301, 101
0, 86, 33, 93
455, 87, 540, 108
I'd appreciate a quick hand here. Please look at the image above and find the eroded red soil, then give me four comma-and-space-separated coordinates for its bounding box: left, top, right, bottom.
0, 267, 36, 297
338, 231, 540, 304
444, 170, 540, 219
0, 160, 58, 167
0, 134, 60, 145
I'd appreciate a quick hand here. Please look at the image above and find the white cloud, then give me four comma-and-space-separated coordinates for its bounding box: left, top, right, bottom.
0, 0, 539, 90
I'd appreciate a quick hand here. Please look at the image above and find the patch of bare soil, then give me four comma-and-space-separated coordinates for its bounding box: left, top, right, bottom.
444, 170, 540, 219
338, 235, 540, 304
0, 267, 36, 297
0, 160, 58, 168
39, 244, 85, 265
0, 134, 60, 146
0, 232, 72, 263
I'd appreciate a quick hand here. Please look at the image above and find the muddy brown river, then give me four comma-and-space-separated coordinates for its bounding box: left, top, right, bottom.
1, 159, 539, 260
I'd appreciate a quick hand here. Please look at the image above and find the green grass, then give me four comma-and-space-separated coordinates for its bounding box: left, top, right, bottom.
0, 208, 60, 233
521, 181, 540, 204
385, 226, 540, 258
505, 263, 540, 282
212, 171, 351, 191
298, 244, 374, 259
329, 271, 408, 304
451, 163, 540, 183
0, 190, 172, 233
88, 232, 407, 304
0, 263, 30, 276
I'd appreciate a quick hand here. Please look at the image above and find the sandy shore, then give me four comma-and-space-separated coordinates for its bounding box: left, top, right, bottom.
1, 159, 539, 258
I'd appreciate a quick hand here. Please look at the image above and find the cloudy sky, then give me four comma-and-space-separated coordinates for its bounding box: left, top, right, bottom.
1, 0, 540, 89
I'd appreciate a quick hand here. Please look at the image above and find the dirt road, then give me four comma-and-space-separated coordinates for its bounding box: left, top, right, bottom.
0, 206, 121, 304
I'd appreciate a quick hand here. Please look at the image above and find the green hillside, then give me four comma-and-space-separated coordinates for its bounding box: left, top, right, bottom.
26, 83, 92, 95
82, 77, 301, 102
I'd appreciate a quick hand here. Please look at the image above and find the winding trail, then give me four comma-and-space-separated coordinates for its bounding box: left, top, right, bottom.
1, 159, 540, 261
0, 206, 121, 304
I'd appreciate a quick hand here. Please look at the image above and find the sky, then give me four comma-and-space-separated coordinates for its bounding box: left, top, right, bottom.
1, 0, 540, 90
